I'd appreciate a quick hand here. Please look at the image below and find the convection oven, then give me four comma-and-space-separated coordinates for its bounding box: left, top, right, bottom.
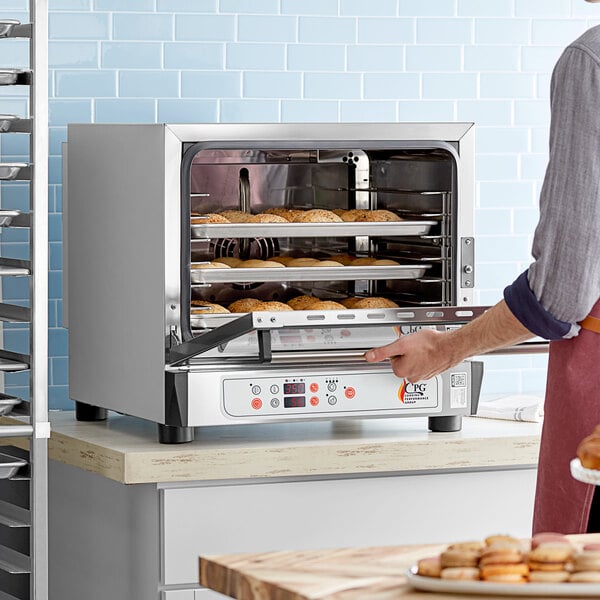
64, 123, 484, 443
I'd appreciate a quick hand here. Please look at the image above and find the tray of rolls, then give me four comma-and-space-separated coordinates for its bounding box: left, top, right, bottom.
190, 207, 437, 239
190, 256, 431, 284
407, 532, 600, 595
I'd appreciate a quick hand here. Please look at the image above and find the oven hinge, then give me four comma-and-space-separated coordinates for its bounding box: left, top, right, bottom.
460, 237, 475, 288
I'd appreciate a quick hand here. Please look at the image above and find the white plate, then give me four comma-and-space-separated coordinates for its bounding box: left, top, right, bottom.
571, 458, 600, 485
405, 567, 600, 597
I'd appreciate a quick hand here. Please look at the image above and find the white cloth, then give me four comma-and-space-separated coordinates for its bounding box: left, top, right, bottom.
474, 394, 544, 423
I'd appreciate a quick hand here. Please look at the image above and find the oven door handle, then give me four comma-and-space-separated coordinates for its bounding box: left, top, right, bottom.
168, 313, 274, 366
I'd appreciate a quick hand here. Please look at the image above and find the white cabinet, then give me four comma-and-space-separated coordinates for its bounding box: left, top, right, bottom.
50, 459, 537, 599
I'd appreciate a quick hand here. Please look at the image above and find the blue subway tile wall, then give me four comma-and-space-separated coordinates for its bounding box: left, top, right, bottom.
1, 0, 595, 406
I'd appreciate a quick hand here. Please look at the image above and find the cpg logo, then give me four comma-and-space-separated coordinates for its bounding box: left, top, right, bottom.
398, 380, 428, 404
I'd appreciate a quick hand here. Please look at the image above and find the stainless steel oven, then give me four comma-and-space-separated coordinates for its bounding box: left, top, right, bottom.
64, 123, 484, 443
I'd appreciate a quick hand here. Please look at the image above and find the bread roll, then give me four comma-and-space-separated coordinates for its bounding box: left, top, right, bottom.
293, 209, 343, 223
254, 301, 294, 312
340, 297, 361, 308
229, 298, 263, 313
212, 256, 242, 267
270, 256, 296, 266
353, 297, 399, 309
287, 295, 318, 310
350, 257, 377, 266
190, 301, 230, 314
372, 259, 399, 266
332, 209, 347, 218
248, 213, 288, 223
329, 254, 355, 266
286, 258, 320, 267
340, 209, 369, 222
304, 300, 347, 311
219, 210, 252, 223
354, 209, 402, 222
314, 260, 344, 267
191, 262, 225, 269
192, 213, 230, 224
262, 207, 295, 221
237, 259, 265, 268
262, 260, 286, 268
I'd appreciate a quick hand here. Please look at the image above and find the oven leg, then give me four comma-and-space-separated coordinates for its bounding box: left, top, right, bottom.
158, 424, 195, 444
428, 415, 462, 432
75, 401, 108, 421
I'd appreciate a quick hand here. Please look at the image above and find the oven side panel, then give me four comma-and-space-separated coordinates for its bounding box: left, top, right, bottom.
66, 124, 172, 423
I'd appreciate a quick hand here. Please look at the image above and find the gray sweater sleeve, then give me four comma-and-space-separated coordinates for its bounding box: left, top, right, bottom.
526, 43, 600, 325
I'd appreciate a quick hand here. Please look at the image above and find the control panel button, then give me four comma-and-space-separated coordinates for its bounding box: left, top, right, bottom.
345, 387, 356, 399
309, 382, 319, 393
270, 384, 279, 394
310, 396, 319, 406
327, 383, 337, 392
251, 398, 262, 410
328, 396, 337, 405
270, 398, 280, 408
251, 385, 261, 395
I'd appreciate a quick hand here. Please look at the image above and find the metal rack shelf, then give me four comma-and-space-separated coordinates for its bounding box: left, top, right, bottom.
0, 3, 48, 600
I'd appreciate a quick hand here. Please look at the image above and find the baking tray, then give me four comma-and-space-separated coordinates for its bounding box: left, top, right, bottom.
0, 396, 20, 416
0, 20, 20, 38
191, 221, 437, 239
0, 70, 28, 86
191, 264, 431, 284
0, 453, 26, 480
0, 163, 28, 180
405, 566, 600, 597
0, 210, 21, 227
0, 115, 20, 132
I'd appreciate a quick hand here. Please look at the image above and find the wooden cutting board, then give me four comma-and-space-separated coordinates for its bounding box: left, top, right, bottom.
199, 534, 600, 600
200, 543, 445, 599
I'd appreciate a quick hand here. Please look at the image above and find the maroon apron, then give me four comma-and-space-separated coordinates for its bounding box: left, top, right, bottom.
532, 298, 600, 534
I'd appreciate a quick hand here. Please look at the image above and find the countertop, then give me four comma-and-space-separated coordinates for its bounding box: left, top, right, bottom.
198, 534, 600, 600
22, 411, 541, 485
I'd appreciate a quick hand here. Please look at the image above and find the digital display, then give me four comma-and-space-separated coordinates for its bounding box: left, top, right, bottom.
284, 382, 305, 395
284, 396, 306, 408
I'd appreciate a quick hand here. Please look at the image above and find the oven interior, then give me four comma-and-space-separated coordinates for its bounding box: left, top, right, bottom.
182, 145, 458, 353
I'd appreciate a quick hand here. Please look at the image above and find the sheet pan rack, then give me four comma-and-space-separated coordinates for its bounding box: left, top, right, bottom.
0, 4, 48, 600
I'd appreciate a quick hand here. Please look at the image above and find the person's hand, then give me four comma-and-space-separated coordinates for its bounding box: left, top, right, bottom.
364, 328, 459, 382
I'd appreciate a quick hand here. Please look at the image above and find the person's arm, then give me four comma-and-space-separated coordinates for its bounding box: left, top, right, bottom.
364, 300, 533, 382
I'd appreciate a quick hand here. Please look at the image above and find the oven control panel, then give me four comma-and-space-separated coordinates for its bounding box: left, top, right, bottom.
222, 371, 448, 417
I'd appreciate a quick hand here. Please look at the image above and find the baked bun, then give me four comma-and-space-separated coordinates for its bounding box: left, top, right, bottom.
269, 256, 296, 266
286, 258, 320, 267
219, 210, 252, 223
354, 209, 402, 222
293, 209, 343, 223
314, 260, 344, 267
340, 209, 369, 222
254, 301, 294, 312
191, 262, 227, 269
578, 431, 600, 470
192, 213, 230, 224
229, 298, 263, 313
212, 256, 242, 267
352, 297, 399, 309
262, 207, 298, 221
350, 257, 377, 266
248, 213, 288, 223
340, 297, 361, 308
329, 254, 355, 266
287, 295, 319, 310
190, 301, 230, 314
372, 259, 399, 266
332, 209, 347, 218
237, 259, 284, 268
304, 300, 347, 311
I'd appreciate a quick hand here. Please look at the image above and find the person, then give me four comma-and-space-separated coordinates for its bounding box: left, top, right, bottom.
366, 0, 600, 535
